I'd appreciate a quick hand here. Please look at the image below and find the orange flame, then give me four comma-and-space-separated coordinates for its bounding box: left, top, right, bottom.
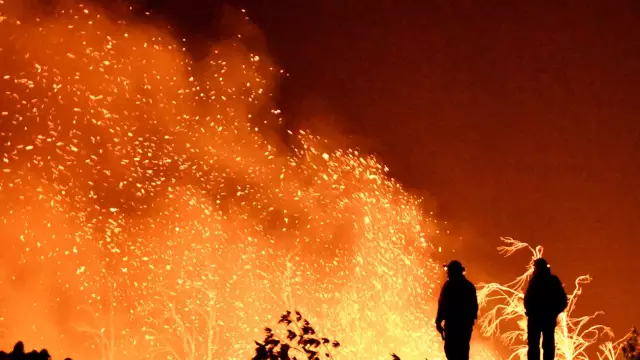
478, 237, 617, 360
0, 1, 499, 359
0, 2, 619, 360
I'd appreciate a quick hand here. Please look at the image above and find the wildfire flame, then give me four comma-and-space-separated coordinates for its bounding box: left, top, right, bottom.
0, 1, 619, 359
0, 1, 494, 359
478, 237, 618, 360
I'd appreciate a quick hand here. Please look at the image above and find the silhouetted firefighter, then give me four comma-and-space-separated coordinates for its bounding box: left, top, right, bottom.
435, 260, 478, 360
524, 258, 568, 360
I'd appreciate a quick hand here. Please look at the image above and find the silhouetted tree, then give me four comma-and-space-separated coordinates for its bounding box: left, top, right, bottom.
0, 341, 63, 360
252, 311, 427, 360
622, 327, 640, 360
253, 310, 340, 360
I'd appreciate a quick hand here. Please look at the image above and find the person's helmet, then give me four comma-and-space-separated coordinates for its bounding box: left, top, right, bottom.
533, 257, 550, 270
444, 260, 465, 275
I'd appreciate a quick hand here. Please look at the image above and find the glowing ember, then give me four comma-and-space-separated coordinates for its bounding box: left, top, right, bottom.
478, 238, 616, 360
0, 1, 494, 359
0, 1, 616, 360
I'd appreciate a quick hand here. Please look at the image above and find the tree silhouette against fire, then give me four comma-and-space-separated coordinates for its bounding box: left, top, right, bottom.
252, 311, 340, 360
0, 238, 636, 359
251, 237, 634, 360
477, 237, 615, 360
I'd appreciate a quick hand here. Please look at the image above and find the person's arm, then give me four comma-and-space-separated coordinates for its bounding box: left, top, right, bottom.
436, 282, 448, 325
554, 276, 568, 314
472, 284, 479, 321
436, 282, 448, 338
523, 282, 532, 316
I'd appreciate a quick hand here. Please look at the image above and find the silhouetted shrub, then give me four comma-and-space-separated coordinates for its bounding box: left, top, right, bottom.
253, 310, 340, 360
252, 311, 424, 360
622, 327, 640, 360
0, 341, 68, 360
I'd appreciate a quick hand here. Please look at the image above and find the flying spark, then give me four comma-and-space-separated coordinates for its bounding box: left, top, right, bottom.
0, 1, 472, 359
478, 238, 617, 360
0, 1, 617, 359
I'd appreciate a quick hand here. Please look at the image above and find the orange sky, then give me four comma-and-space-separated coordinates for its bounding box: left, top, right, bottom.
95, 0, 640, 339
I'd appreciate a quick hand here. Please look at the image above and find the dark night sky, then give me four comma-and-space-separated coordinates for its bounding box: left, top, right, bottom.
129, 0, 640, 337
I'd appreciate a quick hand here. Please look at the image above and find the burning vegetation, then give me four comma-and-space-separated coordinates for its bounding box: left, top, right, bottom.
0, 1, 633, 359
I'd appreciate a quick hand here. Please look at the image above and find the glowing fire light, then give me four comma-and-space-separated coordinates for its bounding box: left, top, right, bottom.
0, 1, 618, 359
0, 1, 486, 359
478, 237, 618, 360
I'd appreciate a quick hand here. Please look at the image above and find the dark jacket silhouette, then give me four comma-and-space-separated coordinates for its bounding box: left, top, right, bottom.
524, 258, 568, 360
435, 260, 478, 360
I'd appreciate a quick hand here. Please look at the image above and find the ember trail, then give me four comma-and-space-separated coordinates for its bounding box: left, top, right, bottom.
0, 2, 618, 360
0, 2, 496, 359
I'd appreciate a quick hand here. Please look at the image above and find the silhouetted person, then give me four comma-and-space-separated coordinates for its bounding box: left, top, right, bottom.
435, 260, 478, 360
525, 258, 568, 360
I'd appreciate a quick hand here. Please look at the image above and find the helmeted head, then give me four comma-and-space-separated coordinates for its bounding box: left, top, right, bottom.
533, 257, 551, 274
444, 260, 465, 278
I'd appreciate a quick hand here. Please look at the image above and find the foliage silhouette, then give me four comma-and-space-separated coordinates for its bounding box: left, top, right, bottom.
252, 310, 340, 360
0, 341, 71, 360
622, 327, 640, 360
251, 312, 423, 360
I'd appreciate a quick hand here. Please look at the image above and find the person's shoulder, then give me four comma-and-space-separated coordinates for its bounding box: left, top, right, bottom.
463, 277, 476, 288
